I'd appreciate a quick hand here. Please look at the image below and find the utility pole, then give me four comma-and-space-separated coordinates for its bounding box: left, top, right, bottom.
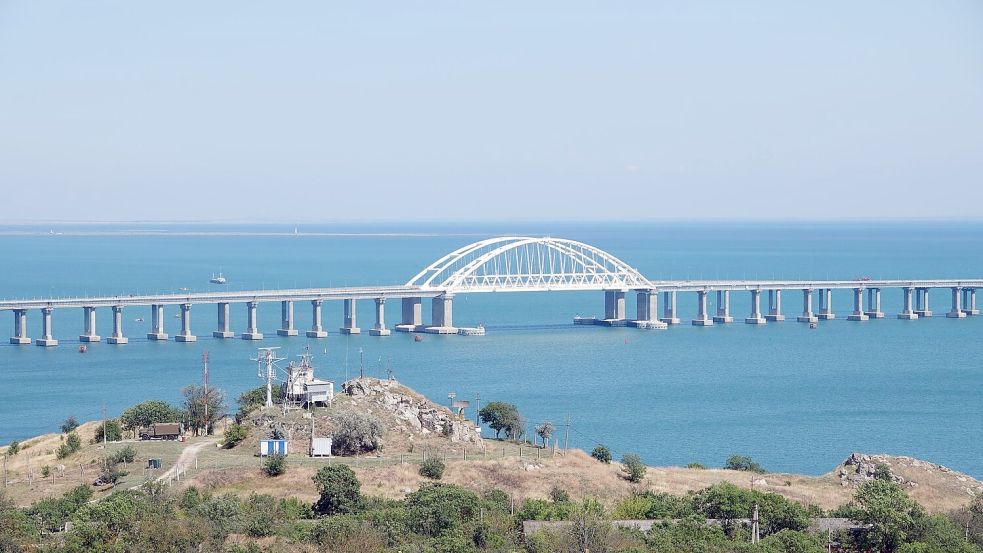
202, 352, 210, 435
751, 503, 760, 544
358, 347, 364, 379
101, 404, 107, 445
563, 414, 571, 451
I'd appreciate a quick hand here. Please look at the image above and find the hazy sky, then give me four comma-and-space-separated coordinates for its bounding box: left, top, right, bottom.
1, 2, 981, 222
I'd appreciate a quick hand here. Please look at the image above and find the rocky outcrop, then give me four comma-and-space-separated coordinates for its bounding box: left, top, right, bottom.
839, 452, 913, 487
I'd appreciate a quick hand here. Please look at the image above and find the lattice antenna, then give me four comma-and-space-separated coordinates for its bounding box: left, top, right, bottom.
251, 347, 285, 408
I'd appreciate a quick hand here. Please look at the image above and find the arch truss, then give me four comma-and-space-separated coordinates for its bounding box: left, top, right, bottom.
407, 237, 652, 292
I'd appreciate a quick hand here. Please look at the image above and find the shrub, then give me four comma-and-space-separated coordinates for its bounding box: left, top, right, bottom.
6, 441, 19, 456
312, 465, 361, 515
56, 432, 82, 459
419, 458, 445, 480
223, 423, 248, 448
621, 453, 646, 483
724, 454, 766, 473
692, 482, 810, 536
405, 483, 480, 537
61, 416, 80, 434
686, 462, 706, 469
263, 454, 287, 477
332, 411, 384, 456
109, 445, 136, 464
41, 465, 51, 478
549, 486, 570, 504
97, 461, 127, 486
873, 462, 893, 482
591, 445, 612, 464
93, 420, 123, 443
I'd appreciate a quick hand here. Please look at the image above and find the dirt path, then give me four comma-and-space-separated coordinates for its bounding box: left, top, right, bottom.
158, 437, 220, 482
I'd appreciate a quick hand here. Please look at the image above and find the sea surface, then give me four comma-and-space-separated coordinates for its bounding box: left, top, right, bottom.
1, 221, 981, 477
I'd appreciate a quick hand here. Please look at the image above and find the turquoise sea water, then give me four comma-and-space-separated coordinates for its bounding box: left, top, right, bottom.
0, 221, 981, 476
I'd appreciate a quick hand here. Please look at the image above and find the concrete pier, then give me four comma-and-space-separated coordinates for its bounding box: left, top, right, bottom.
36, 307, 58, 346
817, 288, 835, 320
306, 299, 328, 338
147, 304, 168, 340
277, 300, 298, 336
848, 288, 869, 321
745, 289, 766, 324
175, 303, 196, 342
396, 297, 423, 332
864, 288, 885, 318
660, 291, 681, 324
947, 287, 966, 318
797, 288, 818, 323
692, 290, 713, 326
898, 287, 918, 320
10, 309, 30, 344
915, 288, 932, 317
213, 302, 234, 338
79, 306, 101, 342
631, 290, 667, 329
962, 288, 979, 316
242, 301, 263, 340
340, 298, 361, 335
427, 294, 456, 333
603, 289, 627, 322
370, 297, 391, 336
713, 290, 733, 323
108, 305, 128, 344
765, 289, 785, 321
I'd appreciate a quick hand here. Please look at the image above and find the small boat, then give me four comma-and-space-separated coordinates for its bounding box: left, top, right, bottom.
134, 317, 144, 322
210, 273, 227, 284
414, 335, 423, 342
809, 322, 818, 329
78, 345, 87, 353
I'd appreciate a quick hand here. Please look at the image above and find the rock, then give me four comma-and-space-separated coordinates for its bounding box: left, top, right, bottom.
752, 478, 768, 487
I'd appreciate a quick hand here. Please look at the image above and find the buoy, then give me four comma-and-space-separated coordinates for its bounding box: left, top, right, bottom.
414, 335, 423, 342
78, 345, 87, 353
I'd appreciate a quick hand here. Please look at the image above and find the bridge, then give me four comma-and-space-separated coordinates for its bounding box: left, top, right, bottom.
1, 236, 980, 346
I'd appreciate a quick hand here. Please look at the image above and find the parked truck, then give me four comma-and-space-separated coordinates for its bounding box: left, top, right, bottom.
139, 422, 182, 441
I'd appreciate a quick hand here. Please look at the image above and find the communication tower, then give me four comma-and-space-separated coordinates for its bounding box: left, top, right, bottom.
252, 347, 286, 408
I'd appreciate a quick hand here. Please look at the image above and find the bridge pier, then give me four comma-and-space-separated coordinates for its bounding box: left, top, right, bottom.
10, 309, 30, 344
915, 288, 932, 317
108, 306, 128, 344
370, 297, 391, 336
277, 300, 298, 336
79, 306, 101, 342
848, 288, 869, 321
765, 290, 785, 321
147, 304, 168, 340
947, 287, 966, 318
864, 288, 885, 318
962, 288, 978, 315
306, 299, 328, 338
213, 302, 234, 338
427, 294, 456, 333
817, 288, 835, 320
631, 290, 667, 329
797, 288, 818, 323
660, 291, 681, 325
713, 290, 733, 323
692, 290, 713, 326
745, 290, 766, 324
898, 287, 918, 320
603, 290, 627, 323
340, 298, 361, 334
396, 297, 423, 332
36, 307, 58, 346
242, 301, 263, 340
176, 303, 196, 342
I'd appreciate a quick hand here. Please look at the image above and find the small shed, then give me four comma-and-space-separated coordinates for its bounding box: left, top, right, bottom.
310, 437, 333, 457
259, 439, 289, 457
305, 379, 333, 405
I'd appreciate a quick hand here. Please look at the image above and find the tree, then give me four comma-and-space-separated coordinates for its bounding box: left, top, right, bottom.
591, 445, 612, 464
724, 454, 766, 473
120, 400, 183, 431
332, 411, 384, 456
223, 423, 248, 448
535, 421, 555, 448
237, 386, 284, 420
852, 479, 924, 552
93, 419, 123, 443
621, 453, 647, 483
419, 458, 445, 480
478, 401, 521, 440
61, 416, 80, 433
5, 441, 19, 456
405, 483, 480, 537
312, 465, 361, 515
182, 384, 227, 436
263, 454, 287, 477
57, 432, 83, 459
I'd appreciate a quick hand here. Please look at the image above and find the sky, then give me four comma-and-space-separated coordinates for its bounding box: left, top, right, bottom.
1, 1, 981, 223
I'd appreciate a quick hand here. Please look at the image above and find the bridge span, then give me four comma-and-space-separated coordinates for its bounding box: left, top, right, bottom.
2, 237, 980, 346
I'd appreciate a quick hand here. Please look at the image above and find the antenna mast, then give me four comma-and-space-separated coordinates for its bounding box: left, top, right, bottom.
202, 352, 210, 433
252, 347, 285, 408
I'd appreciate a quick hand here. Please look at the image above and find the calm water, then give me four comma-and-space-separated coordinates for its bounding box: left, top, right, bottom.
1, 221, 981, 476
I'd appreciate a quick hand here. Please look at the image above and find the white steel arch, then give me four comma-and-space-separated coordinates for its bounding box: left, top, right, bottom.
406, 237, 652, 292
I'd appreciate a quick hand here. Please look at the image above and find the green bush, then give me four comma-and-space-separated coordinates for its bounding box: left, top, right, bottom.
621, 452, 646, 483
420, 458, 445, 480
686, 462, 706, 469
312, 465, 361, 515
262, 453, 287, 477
692, 482, 809, 536
110, 445, 137, 464
332, 411, 384, 456
6, 441, 19, 456
93, 420, 123, 443
41, 465, 51, 478
724, 454, 766, 473
405, 483, 480, 537
223, 423, 248, 448
591, 444, 612, 464
56, 432, 83, 459
61, 416, 80, 433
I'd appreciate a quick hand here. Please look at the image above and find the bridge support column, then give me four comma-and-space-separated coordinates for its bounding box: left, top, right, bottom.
213, 302, 234, 338
79, 306, 101, 342
817, 288, 835, 320
962, 288, 978, 315
176, 303, 196, 342
947, 287, 966, 318
306, 300, 328, 338
396, 297, 423, 332
603, 290, 626, 322
713, 290, 733, 323
746, 290, 766, 324
370, 297, 391, 336
692, 290, 713, 326
632, 290, 667, 329
660, 291, 680, 325
848, 288, 869, 321
765, 290, 785, 321
898, 287, 918, 320
427, 294, 456, 333
915, 288, 932, 317
242, 301, 263, 339
340, 298, 361, 334
147, 304, 168, 340
797, 288, 818, 323
865, 288, 885, 318
10, 309, 30, 344
36, 307, 58, 347
277, 300, 298, 336
108, 306, 128, 343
